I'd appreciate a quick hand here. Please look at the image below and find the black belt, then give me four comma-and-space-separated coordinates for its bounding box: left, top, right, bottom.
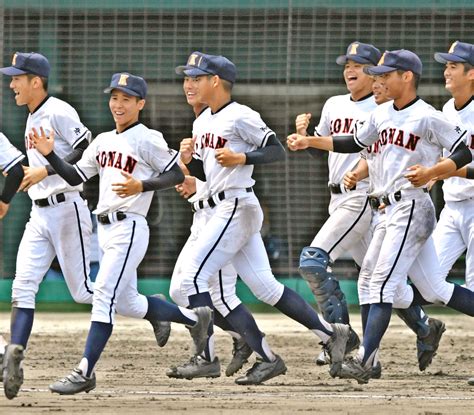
34, 193, 66, 207
192, 187, 253, 212
369, 188, 428, 210
97, 211, 127, 225
328, 183, 355, 194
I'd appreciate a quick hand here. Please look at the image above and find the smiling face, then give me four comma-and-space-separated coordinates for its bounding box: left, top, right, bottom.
443, 61, 473, 95
10, 74, 35, 106
343, 60, 374, 100
372, 76, 390, 105
109, 89, 145, 132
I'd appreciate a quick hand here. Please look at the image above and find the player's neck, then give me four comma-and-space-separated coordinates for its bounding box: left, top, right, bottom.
207, 91, 232, 113
350, 88, 373, 102
451, 87, 473, 110
393, 90, 418, 110
116, 118, 140, 133
27, 91, 48, 113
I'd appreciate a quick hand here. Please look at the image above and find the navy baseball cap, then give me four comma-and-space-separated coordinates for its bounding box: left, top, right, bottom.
336, 42, 382, 65
104, 72, 147, 99
434, 41, 474, 65
175, 51, 237, 83
0, 52, 50, 78
364, 49, 423, 76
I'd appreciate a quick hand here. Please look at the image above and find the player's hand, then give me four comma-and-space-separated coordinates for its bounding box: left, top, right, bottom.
215, 148, 245, 167
30, 127, 55, 156
343, 171, 358, 190
180, 137, 196, 165
295, 113, 311, 136
19, 166, 48, 192
175, 175, 196, 199
112, 171, 143, 198
287, 133, 309, 151
405, 164, 432, 187
0, 201, 10, 219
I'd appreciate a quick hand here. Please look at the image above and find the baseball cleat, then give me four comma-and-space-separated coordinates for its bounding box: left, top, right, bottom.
2, 344, 25, 400
417, 318, 446, 371
149, 294, 172, 347
188, 306, 213, 356
235, 354, 287, 385
467, 377, 474, 386
316, 349, 331, 366
325, 323, 350, 378
371, 361, 382, 379
316, 327, 359, 366
166, 355, 221, 379
225, 337, 253, 377
49, 368, 96, 395
338, 357, 372, 384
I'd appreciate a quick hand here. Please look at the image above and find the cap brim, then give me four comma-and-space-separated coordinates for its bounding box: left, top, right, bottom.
336, 55, 374, 65
175, 65, 211, 77
434, 52, 467, 64
363, 65, 397, 75
104, 86, 143, 98
0, 66, 28, 76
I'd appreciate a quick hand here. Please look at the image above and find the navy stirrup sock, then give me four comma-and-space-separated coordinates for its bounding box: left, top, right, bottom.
83, 321, 113, 377
361, 303, 392, 365
275, 287, 332, 335
213, 309, 235, 332
10, 307, 35, 348
145, 295, 195, 325
447, 285, 474, 316
360, 304, 370, 335
225, 304, 272, 362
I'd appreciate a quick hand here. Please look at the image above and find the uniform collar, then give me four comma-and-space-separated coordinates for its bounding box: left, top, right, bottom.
393, 96, 420, 111
116, 121, 141, 134
454, 95, 473, 111
30, 94, 51, 115
350, 92, 373, 102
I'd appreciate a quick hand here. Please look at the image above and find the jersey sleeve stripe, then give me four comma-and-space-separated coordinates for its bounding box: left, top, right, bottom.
259, 130, 274, 148
353, 133, 366, 149
163, 151, 179, 172
2, 154, 25, 173
449, 130, 467, 153
314, 129, 322, 137
72, 130, 90, 148
74, 164, 89, 181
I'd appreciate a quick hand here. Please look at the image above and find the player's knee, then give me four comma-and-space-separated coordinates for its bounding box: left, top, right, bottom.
169, 282, 188, 307
298, 246, 330, 282
253, 280, 285, 305
11, 278, 39, 309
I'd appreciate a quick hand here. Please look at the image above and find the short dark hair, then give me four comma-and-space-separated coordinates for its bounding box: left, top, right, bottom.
27, 73, 48, 91
397, 70, 420, 89
463, 62, 473, 74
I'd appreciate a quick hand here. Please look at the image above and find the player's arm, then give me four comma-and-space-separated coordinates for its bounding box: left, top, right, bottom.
29, 127, 84, 186
20, 139, 89, 191
0, 162, 25, 219
406, 142, 472, 187
287, 133, 363, 153
112, 164, 184, 198
214, 135, 285, 167
343, 158, 369, 190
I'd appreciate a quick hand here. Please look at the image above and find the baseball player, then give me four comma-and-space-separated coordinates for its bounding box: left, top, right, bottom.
294, 42, 380, 365
431, 41, 474, 289
344, 76, 446, 375
168, 82, 255, 379
0, 52, 95, 400
175, 51, 350, 384
288, 49, 473, 383
31, 72, 211, 395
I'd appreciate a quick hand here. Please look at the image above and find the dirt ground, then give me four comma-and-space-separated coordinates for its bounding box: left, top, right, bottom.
1, 311, 474, 414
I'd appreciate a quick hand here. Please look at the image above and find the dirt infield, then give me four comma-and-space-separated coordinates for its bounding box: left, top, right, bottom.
1, 311, 474, 414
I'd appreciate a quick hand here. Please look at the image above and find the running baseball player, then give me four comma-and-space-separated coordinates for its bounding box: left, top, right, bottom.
294, 42, 380, 365
288, 49, 473, 383
31, 72, 211, 395
431, 40, 474, 386
0, 52, 95, 400
167, 81, 255, 379
344, 76, 446, 376
175, 51, 350, 384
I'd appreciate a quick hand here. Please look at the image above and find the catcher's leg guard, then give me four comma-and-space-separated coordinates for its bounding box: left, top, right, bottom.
298, 246, 349, 324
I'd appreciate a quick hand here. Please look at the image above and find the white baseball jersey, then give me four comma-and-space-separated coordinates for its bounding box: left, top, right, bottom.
192, 101, 275, 197
0, 132, 25, 172
441, 97, 474, 202
75, 122, 179, 216
355, 98, 467, 197
315, 93, 375, 189
25, 96, 91, 200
